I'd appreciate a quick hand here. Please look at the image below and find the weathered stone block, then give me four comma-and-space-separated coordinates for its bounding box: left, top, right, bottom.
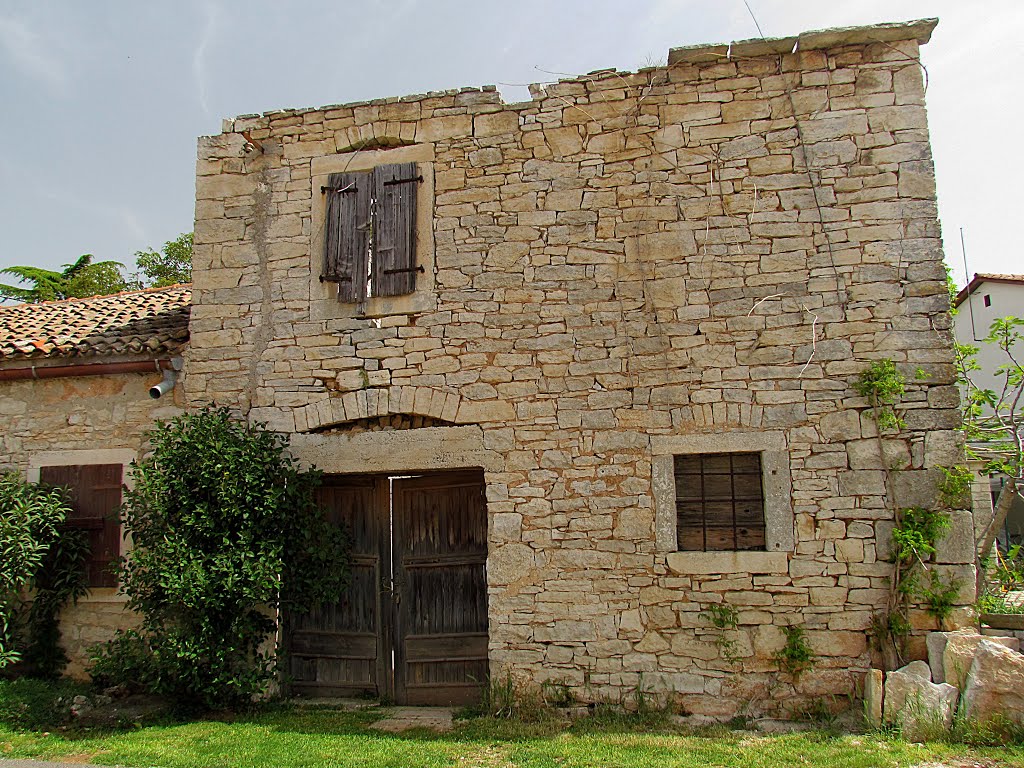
961, 640, 1024, 725
944, 631, 1019, 690
884, 660, 958, 741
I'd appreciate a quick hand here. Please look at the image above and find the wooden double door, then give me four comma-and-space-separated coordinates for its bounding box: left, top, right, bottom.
285, 469, 488, 705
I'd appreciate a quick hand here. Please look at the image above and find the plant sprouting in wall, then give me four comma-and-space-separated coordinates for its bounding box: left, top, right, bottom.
855, 359, 907, 432
700, 603, 741, 665
856, 360, 965, 669
774, 624, 814, 679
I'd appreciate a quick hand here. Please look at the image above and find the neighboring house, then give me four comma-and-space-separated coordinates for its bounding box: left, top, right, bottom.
954, 273, 1024, 401
2, 18, 973, 717
184, 17, 972, 715
953, 273, 1024, 547
0, 285, 189, 677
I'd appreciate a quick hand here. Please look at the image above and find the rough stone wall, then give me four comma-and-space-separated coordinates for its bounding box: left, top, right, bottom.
189, 30, 970, 715
0, 372, 182, 678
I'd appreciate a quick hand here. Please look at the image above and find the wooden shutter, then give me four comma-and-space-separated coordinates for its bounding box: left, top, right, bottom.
370, 162, 419, 298
322, 171, 372, 303
39, 464, 123, 588
674, 453, 766, 552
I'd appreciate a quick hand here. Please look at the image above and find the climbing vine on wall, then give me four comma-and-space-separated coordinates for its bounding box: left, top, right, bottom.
857, 360, 966, 669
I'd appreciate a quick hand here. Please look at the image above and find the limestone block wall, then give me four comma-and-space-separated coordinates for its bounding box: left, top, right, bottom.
188, 21, 970, 715
0, 371, 182, 678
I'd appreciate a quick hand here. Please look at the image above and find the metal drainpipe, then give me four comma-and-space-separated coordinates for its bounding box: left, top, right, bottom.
0, 358, 175, 382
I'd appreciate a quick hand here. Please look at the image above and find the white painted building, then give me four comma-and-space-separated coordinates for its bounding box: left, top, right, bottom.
953, 273, 1024, 547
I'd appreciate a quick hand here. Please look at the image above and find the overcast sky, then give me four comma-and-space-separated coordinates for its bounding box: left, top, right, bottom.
0, 0, 1019, 288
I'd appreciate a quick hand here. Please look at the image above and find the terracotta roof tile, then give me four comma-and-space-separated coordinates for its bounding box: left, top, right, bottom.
0, 284, 191, 361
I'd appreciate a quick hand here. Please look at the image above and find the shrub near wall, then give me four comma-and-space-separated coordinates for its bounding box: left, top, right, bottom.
90, 406, 349, 709
0, 473, 88, 677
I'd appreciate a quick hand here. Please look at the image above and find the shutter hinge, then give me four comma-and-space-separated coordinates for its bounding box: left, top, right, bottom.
382, 175, 423, 187
321, 181, 357, 194
382, 265, 425, 275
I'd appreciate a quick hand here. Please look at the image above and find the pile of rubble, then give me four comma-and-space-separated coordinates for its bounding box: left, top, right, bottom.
865, 628, 1024, 740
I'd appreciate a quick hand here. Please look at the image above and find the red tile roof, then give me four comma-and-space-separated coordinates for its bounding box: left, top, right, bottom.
0, 284, 191, 361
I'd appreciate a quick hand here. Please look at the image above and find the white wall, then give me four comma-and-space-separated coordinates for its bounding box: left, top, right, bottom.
954, 281, 1024, 404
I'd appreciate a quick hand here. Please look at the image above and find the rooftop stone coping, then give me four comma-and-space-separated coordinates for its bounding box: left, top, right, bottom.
218, 17, 938, 135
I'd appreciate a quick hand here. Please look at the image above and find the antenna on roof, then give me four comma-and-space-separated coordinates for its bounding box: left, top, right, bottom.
961, 227, 980, 342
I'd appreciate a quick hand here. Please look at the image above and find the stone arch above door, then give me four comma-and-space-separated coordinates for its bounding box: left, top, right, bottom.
295, 386, 514, 434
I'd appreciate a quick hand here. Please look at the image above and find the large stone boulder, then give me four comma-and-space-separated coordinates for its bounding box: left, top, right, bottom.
943, 631, 1019, 690
961, 640, 1024, 725
883, 660, 958, 742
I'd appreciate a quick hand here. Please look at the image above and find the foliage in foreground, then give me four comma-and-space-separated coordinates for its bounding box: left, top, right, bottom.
0, 474, 88, 676
90, 406, 350, 709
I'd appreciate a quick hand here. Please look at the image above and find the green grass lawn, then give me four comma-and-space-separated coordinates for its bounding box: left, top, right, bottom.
2, 682, 1024, 768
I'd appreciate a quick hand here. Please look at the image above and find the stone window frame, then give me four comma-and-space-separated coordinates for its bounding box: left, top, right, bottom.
652, 432, 794, 573
27, 448, 138, 602
310, 144, 436, 320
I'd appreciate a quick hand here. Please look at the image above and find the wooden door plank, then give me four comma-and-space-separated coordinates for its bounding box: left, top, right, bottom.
284, 474, 385, 698
392, 469, 488, 706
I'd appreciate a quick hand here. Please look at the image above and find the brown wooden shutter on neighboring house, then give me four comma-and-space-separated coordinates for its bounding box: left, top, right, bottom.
674, 453, 766, 552
322, 171, 372, 303
39, 464, 123, 588
370, 162, 419, 298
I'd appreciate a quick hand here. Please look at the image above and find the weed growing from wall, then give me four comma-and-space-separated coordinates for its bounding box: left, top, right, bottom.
700, 603, 741, 665
774, 625, 814, 679
857, 360, 967, 668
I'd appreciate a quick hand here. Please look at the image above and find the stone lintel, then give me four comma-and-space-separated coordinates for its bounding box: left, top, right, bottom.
666, 551, 789, 575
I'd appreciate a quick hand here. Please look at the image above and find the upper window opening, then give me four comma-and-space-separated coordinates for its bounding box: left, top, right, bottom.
983, 294, 992, 307
674, 452, 766, 552
321, 162, 422, 303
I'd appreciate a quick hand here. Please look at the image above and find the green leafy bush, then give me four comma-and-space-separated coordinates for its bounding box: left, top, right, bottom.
90, 406, 349, 709
854, 360, 906, 431
775, 625, 814, 678
0, 473, 87, 674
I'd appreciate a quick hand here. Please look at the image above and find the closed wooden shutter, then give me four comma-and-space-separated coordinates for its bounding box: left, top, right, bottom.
370, 162, 419, 298
322, 171, 372, 303
674, 453, 765, 552
39, 464, 123, 587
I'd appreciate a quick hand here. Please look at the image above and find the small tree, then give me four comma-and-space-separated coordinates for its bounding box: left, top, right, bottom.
0, 255, 129, 303
133, 232, 192, 288
92, 406, 348, 708
957, 316, 1024, 567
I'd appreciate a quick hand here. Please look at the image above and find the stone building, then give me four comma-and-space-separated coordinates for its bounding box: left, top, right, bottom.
3, 17, 973, 716
0, 286, 189, 677
185, 16, 971, 715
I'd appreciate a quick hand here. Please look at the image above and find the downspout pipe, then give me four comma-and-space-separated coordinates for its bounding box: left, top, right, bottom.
0, 358, 177, 382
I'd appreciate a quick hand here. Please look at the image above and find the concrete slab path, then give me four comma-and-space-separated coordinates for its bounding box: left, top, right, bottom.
369, 706, 454, 733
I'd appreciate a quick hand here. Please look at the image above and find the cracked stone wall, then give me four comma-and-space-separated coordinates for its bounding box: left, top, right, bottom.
188, 24, 971, 715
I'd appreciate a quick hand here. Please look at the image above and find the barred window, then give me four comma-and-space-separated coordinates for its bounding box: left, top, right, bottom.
674, 452, 766, 551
